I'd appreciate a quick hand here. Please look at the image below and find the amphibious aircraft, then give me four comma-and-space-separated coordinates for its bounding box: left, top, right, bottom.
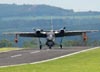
3, 27, 98, 49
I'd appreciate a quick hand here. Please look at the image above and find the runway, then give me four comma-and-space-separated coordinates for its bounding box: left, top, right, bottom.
0, 47, 91, 66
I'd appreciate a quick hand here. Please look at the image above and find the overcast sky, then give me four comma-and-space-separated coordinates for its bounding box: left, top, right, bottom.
0, 0, 100, 11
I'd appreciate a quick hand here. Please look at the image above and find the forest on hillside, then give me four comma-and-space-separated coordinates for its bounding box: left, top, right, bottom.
0, 4, 100, 47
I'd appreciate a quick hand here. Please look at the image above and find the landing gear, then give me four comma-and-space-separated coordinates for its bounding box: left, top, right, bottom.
59, 37, 63, 49
39, 38, 42, 50
39, 44, 42, 50
60, 45, 62, 49
46, 40, 55, 49
49, 46, 52, 49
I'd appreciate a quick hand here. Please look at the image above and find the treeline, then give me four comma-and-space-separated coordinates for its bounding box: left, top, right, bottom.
63, 40, 100, 47
0, 39, 100, 48
0, 39, 14, 48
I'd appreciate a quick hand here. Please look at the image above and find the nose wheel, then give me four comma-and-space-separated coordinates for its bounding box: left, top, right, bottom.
49, 46, 52, 49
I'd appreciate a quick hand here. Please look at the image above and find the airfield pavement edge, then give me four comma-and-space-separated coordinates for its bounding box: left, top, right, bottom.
0, 47, 99, 68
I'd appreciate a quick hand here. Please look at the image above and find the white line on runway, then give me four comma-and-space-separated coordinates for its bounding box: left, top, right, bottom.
11, 54, 22, 58
30, 51, 40, 54
46, 49, 51, 51
0, 47, 99, 68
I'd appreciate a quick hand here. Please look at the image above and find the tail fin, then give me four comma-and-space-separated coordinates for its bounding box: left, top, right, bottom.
51, 16, 53, 31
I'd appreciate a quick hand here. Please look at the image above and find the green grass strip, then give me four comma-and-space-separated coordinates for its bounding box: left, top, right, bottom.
0, 47, 19, 52
0, 47, 100, 72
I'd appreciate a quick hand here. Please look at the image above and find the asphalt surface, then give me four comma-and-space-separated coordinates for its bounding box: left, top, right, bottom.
0, 47, 91, 66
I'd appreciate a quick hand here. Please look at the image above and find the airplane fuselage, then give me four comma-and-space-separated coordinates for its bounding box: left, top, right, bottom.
46, 30, 55, 48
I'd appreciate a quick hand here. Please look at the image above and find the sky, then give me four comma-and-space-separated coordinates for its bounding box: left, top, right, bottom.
0, 0, 100, 11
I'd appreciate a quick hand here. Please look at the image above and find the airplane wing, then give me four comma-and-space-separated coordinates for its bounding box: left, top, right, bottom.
3, 30, 99, 38
3, 32, 47, 37
55, 30, 99, 37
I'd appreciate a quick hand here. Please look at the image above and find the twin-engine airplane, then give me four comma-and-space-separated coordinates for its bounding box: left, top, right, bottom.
3, 27, 98, 49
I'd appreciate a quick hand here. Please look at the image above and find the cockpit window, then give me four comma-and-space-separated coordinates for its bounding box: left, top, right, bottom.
47, 32, 55, 40
49, 35, 53, 37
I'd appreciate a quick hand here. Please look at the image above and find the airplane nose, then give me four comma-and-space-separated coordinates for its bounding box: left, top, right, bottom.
47, 37, 53, 40
47, 35, 53, 40
46, 40, 55, 47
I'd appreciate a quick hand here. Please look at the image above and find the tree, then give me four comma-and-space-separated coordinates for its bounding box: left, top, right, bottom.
0, 39, 13, 48
23, 39, 38, 48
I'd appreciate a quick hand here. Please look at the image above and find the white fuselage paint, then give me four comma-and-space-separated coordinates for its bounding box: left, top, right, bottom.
46, 31, 55, 47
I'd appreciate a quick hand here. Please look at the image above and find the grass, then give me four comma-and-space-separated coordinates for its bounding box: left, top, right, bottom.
0, 47, 19, 52
0, 47, 100, 72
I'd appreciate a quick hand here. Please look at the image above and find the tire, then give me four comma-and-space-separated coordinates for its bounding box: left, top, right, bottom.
40, 45, 42, 50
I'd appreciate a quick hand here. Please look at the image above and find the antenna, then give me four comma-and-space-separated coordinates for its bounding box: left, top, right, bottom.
51, 16, 53, 31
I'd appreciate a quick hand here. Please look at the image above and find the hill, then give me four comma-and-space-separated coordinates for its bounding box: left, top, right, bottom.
0, 4, 100, 17
0, 4, 73, 17
0, 4, 100, 47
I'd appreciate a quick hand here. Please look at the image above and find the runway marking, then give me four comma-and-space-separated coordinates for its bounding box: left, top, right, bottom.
30, 51, 40, 54
30, 47, 100, 64
11, 54, 22, 58
0, 47, 99, 68
46, 49, 50, 51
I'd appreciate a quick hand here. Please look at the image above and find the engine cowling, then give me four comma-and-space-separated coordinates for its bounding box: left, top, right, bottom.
60, 30, 64, 33
36, 29, 43, 37
59, 30, 65, 36
36, 30, 41, 34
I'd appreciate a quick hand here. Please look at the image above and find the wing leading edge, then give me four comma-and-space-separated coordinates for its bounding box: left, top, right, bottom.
55, 30, 99, 37
3, 30, 99, 38
3, 32, 47, 37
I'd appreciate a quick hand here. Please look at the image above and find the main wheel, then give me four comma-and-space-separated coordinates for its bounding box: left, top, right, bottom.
60, 45, 62, 49
40, 45, 42, 50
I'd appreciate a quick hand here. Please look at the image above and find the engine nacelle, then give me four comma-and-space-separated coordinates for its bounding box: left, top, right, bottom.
82, 32, 88, 41
60, 30, 64, 33
60, 27, 66, 34
36, 30, 41, 34
36, 29, 43, 37
36, 29, 43, 34
59, 30, 65, 36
